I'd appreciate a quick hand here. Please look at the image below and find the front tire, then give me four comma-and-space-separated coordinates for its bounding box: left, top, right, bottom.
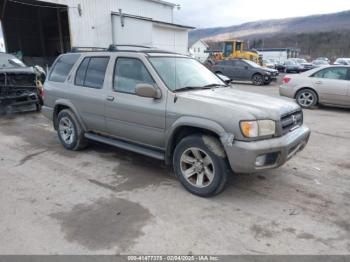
173, 135, 230, 197
57, 109, 88, 151
252, 74, 264, 86
296, 89, 318, 109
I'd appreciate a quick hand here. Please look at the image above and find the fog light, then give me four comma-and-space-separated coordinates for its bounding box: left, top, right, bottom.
255, 155, 267, 167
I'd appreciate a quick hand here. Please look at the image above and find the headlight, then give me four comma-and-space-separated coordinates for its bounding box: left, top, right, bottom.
240, 120, 276, 138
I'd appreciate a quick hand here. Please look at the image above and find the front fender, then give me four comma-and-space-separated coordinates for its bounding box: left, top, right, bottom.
165, 116, 234, 164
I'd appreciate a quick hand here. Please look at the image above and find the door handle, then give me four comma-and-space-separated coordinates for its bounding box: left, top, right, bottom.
106, 96, 115, 102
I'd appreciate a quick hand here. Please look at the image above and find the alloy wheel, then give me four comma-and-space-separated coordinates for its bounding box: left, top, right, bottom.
59, 117, 75, 145
180, 147, 215, 188
297, 91, 315, 107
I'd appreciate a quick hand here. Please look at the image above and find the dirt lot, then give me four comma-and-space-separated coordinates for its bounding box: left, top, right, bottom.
0, 82, 349, 255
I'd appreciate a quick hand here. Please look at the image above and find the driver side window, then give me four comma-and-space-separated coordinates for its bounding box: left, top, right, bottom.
113, 58, 155, 94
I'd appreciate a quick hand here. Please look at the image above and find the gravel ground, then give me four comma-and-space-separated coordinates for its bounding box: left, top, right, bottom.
0, 82, 349, 255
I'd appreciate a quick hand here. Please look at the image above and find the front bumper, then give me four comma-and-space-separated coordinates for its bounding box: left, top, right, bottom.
224, 125, 311, 173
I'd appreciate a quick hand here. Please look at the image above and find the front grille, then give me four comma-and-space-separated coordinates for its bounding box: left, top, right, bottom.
281, 110, 303, 134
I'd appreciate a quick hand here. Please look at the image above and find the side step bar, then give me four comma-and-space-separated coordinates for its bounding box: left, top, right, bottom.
84, 133, 165, 160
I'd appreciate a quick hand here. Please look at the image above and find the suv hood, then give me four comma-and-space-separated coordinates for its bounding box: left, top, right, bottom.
177, 87, 300, 120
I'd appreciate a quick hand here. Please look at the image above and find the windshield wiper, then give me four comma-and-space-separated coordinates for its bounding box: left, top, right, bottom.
173, 86, 211, 93
203, 83, 228, 88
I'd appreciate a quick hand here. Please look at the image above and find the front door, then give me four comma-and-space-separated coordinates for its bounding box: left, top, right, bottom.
311, 67, 350, 106
105, 56, 166, 149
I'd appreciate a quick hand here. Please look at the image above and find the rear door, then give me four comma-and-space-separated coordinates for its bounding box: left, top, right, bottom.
311, 67, 350, 106
69, 56, 110, 132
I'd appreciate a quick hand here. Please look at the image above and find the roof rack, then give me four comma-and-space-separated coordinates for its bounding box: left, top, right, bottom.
70, 47, 108, 53
69, 45, 180, 55
107, 44, 153, 51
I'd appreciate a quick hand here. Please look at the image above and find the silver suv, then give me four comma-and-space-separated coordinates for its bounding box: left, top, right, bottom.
42, 45, 311, 197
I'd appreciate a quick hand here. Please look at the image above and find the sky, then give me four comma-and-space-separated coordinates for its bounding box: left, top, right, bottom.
173, 0, 350, 28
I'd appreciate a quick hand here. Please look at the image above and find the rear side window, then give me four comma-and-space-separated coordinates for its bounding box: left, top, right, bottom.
74, 57, 109, 89
49, 54, 80, 83
313, 67, 348, 80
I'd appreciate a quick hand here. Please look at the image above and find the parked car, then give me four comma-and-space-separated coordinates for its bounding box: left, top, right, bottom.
334, 58, 350, 65
42, 46, 310, 197
0, 52, 45, 113
291, 58, 314, 71
263, 59, 276, 69
280, 65, 350, 109
312, 60, 330, 67
275, 60, 287, 72
282, 60, 304, 73
316, 57, 330, 63
211, 59, 279, 86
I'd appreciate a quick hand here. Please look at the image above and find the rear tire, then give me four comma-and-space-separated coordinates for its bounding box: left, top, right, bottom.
57, 109, 88, 151
252, 74, 264, 86
296, 89, 318, 109
173, 135, 230, 197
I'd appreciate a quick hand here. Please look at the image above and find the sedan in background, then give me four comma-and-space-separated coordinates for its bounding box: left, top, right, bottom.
292, 58, 314, 71
312, 60, 330, 67
211, 59, 279, 86
334, 58, 350, 65
283, 60, 304, 73
280, 66, 350, 109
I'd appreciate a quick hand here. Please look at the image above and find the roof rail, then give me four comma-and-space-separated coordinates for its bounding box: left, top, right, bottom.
108, 44, 153, 51
70, 47, 108, 53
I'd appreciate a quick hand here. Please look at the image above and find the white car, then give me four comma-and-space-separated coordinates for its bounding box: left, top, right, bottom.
280, 65, 350, 109
334, 58, 350, 66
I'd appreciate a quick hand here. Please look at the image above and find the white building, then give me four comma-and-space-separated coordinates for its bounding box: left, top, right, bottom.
0, 0, 193, 65
189, 40, 209, 62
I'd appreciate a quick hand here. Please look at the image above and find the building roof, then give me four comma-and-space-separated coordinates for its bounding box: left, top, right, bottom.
147, 0, 178, 7
190, 40, 209, 48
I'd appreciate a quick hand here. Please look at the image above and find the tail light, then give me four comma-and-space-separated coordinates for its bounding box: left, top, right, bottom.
282, 76, 291, 84
40, 87, 45, 99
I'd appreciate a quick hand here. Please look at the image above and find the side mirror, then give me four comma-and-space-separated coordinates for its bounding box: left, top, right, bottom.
135, 84, 161, 99
245, 66, 249, 70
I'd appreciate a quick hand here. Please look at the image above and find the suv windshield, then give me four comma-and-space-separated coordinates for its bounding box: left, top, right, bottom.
149, 57, 225, 91
0, 54, 26, 68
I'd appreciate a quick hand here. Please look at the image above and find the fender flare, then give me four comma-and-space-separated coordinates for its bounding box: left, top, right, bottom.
164, 116, 232, 164
53, 99, 87, 131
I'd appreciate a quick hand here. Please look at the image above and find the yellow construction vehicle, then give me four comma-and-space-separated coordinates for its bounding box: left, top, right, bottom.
213, 40, 262, 65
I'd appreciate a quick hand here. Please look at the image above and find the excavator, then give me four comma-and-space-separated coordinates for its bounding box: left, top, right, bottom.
212, 40, 262, 65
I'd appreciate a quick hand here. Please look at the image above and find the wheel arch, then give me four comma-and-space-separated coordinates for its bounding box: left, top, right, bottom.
53, 100, 87, 131
294, 87, 319, 101
165, 118, 228, 165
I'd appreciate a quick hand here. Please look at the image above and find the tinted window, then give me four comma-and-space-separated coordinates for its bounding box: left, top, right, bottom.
114, 58, 154, 94
49, 54, 80, 83
313, 67, 348, 80
74, 57, 109, 89
75, 58, 89, 86
85, 57, 109, 89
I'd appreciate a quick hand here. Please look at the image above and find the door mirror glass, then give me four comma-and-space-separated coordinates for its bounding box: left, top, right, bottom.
135, 84, 161, 99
